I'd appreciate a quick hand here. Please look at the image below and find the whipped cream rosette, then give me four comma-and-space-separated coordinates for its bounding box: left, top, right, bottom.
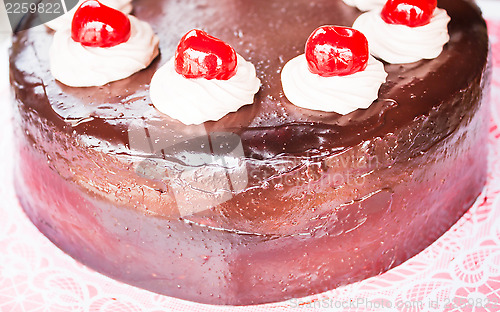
281, 25, 387, 115
150, 29, 261, 125
49, 0, 159, 87
353, 0, 450, 64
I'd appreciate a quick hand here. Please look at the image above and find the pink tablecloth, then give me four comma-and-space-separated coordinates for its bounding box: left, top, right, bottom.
1, 6, 500, 312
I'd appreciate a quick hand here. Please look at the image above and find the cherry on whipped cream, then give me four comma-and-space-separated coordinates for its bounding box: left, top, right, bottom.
71, 0, 131, 48
175, 29, 238, 80
381, 0, 437, 27
305, 26, 369, 77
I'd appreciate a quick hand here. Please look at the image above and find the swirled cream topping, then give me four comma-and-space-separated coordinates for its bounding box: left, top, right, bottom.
281, 55, 387, 115
150, 54, 261, 125
50, 15, 159, 87
342, 0, 386, 11
352, 8, 451, 64
45, 0, 133, 31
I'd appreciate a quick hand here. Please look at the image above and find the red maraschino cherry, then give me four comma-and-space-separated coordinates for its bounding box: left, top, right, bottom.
381, 0, 437, 27
174, 29, 238, 80
305, 26, 369, 77
71, 0, 131, 48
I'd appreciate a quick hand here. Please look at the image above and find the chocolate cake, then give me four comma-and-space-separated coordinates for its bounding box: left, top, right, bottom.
10, 0, 490, 305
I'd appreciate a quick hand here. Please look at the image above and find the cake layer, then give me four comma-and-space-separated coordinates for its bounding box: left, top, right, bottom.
10, 0, 490, 305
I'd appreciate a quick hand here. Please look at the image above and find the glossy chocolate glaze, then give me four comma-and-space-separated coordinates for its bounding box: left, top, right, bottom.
10, 0, 490, 305
11, 0, 488, 158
